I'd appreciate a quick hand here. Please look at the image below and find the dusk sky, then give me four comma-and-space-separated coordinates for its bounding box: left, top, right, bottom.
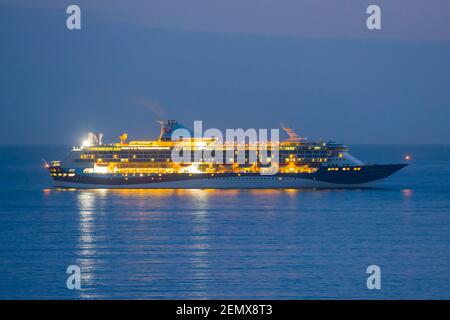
1, 0, 450, 144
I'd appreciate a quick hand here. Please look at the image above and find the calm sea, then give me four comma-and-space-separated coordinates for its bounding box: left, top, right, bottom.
0, 145, 449, 299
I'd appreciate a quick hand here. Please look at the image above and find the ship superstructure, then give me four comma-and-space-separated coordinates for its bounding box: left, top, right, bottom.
47, 121, 406, 188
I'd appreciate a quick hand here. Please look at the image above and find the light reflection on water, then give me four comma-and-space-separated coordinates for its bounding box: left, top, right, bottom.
3, 185, 450, 299
44, 186, 440, 299
187, 191, 210, 298
68, 188, 311, 299
76, 191, 100, 298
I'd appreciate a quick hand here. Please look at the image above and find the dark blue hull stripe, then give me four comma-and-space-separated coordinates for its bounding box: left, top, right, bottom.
51, 164, 407, 186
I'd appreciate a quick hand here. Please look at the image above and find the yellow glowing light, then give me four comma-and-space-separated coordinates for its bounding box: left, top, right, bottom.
184, 164, 202, 174
195, 141, 207, 149
82, 140, 91, 147
93, 164, 110, 174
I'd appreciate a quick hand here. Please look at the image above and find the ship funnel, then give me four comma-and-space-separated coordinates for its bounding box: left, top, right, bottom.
157, 120, 193, 141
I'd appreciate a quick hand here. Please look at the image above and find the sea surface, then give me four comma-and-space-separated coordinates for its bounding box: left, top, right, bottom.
0, 145, 449, 299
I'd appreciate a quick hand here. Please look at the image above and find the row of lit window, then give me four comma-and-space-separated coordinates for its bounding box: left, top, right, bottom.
285, 158, 328, 162
327, 167, 361, 171
80, 154, 95, 159
50, 173, 75, 177
81, 150, 332, 157
81, 153, 333, 161
94, 158, 171, 162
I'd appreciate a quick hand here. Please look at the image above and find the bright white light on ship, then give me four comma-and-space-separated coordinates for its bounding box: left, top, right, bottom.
185, 164, 202, 174
93, 164, 109, 174
405, 155, 411, 161
82, 139, 91, 147
195, 141, 207, 149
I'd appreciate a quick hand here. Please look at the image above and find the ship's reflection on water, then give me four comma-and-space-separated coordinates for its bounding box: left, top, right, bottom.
41, 186, 420, 298
185, 191, 210, 297
69, 188, 303, 298
76, 190, 108, 298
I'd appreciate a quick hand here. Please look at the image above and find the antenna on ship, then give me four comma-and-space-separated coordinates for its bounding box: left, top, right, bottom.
280, 122, 305, 142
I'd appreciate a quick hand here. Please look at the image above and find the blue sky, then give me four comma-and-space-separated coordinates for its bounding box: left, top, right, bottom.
1, 1, 450, 144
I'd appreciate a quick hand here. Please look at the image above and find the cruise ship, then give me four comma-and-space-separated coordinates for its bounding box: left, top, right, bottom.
47, 121, 407, 189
